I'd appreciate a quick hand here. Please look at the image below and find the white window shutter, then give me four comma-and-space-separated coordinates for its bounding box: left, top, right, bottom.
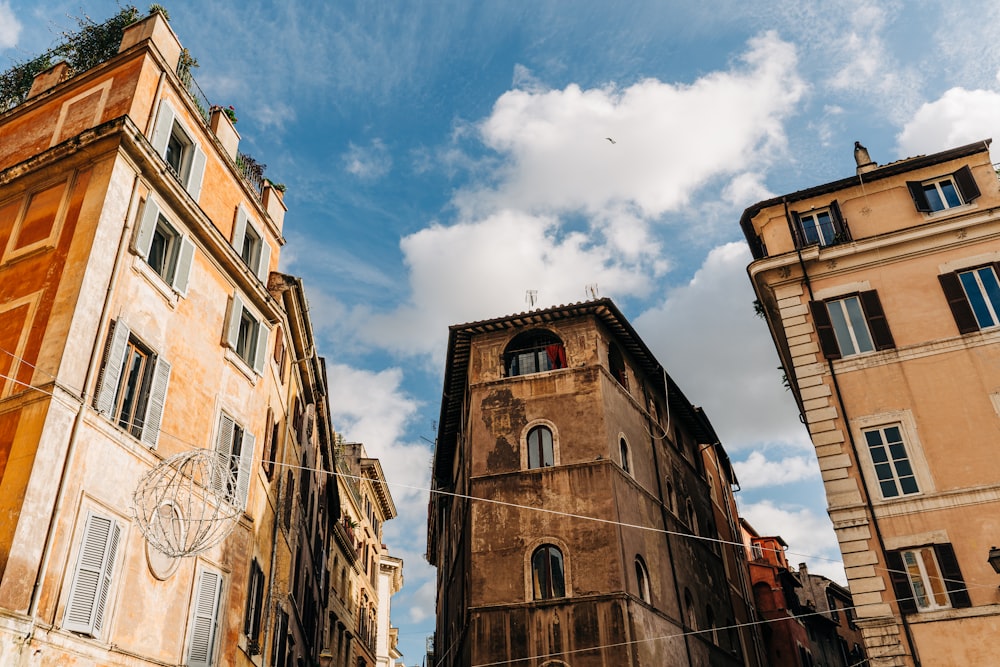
140, 357, 171, 449
187, 570, 222, 667
226, 293, 244, 350
174, 236, 196, 295
187, 143, 206, 201
256, 238, 271, 283
94, 321, 131, 415
252, 324, 267, 375
135, 196, 160, 258
63, 513, 120, 636
232, 206, 248, 253
150, 102, 175, 156
236, 430, 255, 509
214, 413, 236, 498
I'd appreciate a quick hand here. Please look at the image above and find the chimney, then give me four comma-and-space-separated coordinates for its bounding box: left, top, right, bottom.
855, 141, 876, 174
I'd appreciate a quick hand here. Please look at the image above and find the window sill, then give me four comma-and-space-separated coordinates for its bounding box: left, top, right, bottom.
224, 346, 259, 385
924, 201, 977, 219
131, 254, 180, 308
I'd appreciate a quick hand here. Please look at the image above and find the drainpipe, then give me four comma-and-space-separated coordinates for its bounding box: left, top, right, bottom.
784, 199, 921, 666
27, 171, 141, 627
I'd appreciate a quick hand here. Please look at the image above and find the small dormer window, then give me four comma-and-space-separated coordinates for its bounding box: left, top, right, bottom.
504, 330, 566, 377
907, 165, 980, 213
791, 201, 848, 248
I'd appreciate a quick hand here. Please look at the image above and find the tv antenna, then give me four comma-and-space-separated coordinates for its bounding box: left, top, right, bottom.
585, 283, 599, 299
526, 290, 538, 307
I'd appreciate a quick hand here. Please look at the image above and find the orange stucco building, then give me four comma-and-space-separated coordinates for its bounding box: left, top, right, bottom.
742, 140, 1000, 666
0, 9, 382, 667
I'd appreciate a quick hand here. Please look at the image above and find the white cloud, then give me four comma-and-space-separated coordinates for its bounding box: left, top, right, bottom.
896, 87, 1000, 161
465, 31, 804, 220
0, 2, 21, 49
343, 138, 393, 180
740, 499, 844, 584
635, 242, 809, 450
733, 450, 820, 490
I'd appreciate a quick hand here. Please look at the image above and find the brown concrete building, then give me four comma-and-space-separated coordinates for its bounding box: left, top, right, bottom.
428, 299, 763, 666
0, 9, 368, 667
741, 139, 1000, 666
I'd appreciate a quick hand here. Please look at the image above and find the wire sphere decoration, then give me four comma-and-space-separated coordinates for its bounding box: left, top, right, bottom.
132, 449, 242, 558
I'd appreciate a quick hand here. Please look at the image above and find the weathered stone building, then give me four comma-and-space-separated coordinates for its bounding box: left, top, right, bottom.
428, 299, 762, 666
741, 139, 1000, 665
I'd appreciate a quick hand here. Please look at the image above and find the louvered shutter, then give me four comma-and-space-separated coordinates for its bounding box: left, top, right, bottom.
140, 356, 171, 448
938, 272, 980, 334
859, 290, 895, 350
829, 200, 849, 241
232, 206, 248, 254
226, 293, 245, 350
789, 211, 804, 248
135, 196, 160, 258
953, 165, 980, 203
885, 550, 918, 615
187, 570, 223, 667
63, 513, 120, 635
214, 413, 236, 498
256, 238, 271, 283
809, 301, 841, 359
187, 144, 206, 202
935, 543, 971, 609
150, 102, 175, 156
907, 181, 931, 212
235, 430, 255, 509
174, 236, 196, 295
95, 321, 130, 415
252, 325, 268, 375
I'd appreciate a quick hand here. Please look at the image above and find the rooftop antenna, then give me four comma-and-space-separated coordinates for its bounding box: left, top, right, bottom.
526, 290, 538, 307
585, 283, 599, 299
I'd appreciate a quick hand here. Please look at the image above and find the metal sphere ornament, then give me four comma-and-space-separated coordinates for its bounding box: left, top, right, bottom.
132, 449, 242, 557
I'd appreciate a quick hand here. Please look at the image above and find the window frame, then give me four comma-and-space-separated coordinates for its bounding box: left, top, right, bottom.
503, 329, 567, 378
939, 263, 1000, 334
791, 200, 848, 248
863, 424, 920, 499
232, 205, 271, 283
243, 559, 266, 654
134, 195, 195, 296
886, 543, 970, 614
810, 291, 895, 359
907, 165, 980, 214
214, 411, 255, 509
94, 320, 171, 448
635, 555, 651, 604
530, 544, 567, 600
225, 292, 268, 375
526, 424, 554, 469
150, 100, 206, 200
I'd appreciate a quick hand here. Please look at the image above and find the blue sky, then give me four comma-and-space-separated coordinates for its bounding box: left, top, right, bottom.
6, 1, 1000, 663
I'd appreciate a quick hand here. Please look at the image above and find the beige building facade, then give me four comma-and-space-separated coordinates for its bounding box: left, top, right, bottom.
741, 140, 1000, 666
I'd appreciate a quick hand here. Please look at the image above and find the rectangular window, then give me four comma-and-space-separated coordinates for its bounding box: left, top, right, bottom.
791, 201, 848, 248
187, 569, 223, 667
887, 544, 970, 614
243, 559, 266, 654
939, 263, 1000, 334
232, 205, 271, 283
134, 196, 195, 295
63, 512, 121, 637
94, 320, 171, 448
810, 291, 895, 359
863, 425, 919, 498
225, 292, 268, 374
907, 165, 980, 213
150, 101, 206, 200
214, 412, 254, 509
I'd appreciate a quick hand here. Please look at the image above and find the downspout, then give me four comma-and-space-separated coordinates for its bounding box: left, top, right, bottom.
646, 386, 694, 665
784, 199, 921, 666
27, 171, 141, 624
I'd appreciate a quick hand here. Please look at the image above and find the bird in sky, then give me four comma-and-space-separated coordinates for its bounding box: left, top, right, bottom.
606, 137, 616, 144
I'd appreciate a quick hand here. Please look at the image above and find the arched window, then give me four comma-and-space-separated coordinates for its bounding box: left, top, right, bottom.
665, 479, 676, 514
706, 605, 717, 644
531, 545, 566, 600
527, 426, 554, 469
620, 438, 632, 475
609, 343, 628, 389
684, 589, 697, 630
504, 330, 566, 377
635, 555, 650, 603
686, 498, 698, 535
